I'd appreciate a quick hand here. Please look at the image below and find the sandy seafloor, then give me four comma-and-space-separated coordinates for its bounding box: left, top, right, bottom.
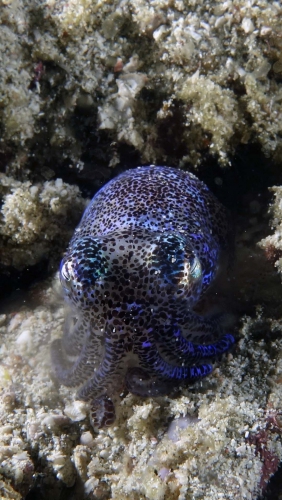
1, 0, 282, 499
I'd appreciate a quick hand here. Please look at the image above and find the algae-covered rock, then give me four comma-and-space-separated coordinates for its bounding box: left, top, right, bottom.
1, 0, 282, 174
0, 175, 86, 269
259, 185, 282, 277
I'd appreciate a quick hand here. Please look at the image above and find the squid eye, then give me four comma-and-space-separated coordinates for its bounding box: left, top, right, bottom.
60, 260, 71, 284
69, 237, 109, 286
152, 233, 203, 292
153, 234, 187, 283
189, 256, 202, 281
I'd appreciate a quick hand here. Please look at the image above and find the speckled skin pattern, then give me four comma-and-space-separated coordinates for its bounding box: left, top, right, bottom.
51, 166, 234, 429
